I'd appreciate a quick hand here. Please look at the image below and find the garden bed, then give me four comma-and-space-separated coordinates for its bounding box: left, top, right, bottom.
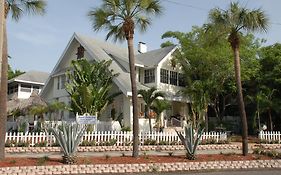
0, 154, 272, 167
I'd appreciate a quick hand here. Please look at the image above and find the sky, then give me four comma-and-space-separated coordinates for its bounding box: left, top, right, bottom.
7, 0, 281, 73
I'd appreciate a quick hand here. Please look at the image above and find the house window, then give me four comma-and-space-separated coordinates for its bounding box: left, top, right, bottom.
144, 69, 155, 84
170, 71, 178, 85
160, 69, 169, 84
61, 75, 66, 89
178, 73, 186, 87
76, 45, 85, 59
57, 76, 60, 90
21, 84, 31, 92
8, 85, 18, 95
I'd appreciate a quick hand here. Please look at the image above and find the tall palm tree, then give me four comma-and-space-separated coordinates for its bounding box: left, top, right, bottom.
207, 2, 268, 155
88, 0, 162, 157
138, 87, 165, 132
0, 0, 46, 160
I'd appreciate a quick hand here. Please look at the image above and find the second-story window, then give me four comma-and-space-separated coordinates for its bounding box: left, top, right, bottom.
57, 76, 60, 90
160, 69, 169, 84
170, 71, 178, 86
144, 69, 155, 84
61, 75, 66, 89
178, 73, 186, 87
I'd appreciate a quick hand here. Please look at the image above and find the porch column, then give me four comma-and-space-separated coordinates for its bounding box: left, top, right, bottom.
123, 96, 133, 128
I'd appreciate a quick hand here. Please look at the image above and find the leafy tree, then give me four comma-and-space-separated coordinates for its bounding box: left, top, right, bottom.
138, 87, 165, 132
65, 59, 119, 117
0, 0, 46, 160
206, 2, 269, 155
88, 0, 162, 157
8, 64, 25, 80
162, 27, 234, 130
256, 43, 281, 131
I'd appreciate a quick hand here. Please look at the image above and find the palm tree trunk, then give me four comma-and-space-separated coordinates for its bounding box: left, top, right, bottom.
233, 46, 248, 156
268, 109, 273, 131
148, 110, 152, 132
0, 16, 7, 160
127, 38, 139, 157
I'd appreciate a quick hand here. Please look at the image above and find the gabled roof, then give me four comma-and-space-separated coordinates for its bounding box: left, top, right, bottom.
136, 45, 177, 67
41, 33, 177, 97
9, 71, 49, 85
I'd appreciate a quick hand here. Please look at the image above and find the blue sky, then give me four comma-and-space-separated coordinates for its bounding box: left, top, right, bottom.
8, 0, 281, 73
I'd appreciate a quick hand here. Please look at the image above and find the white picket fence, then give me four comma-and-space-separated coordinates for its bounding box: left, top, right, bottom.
5, 131, 227, 147
259, 131, 281, 143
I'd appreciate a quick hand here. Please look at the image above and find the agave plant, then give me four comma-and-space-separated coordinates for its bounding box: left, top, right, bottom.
176, 125, 204, 160
48, 122, 86, 164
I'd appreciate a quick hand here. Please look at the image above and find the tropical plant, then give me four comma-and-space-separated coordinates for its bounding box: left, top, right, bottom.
176, 124, 204, 160
88, 0, 162, 157
206, 2, 269, 155
138, 87, 165, 132
0, 0, 46, 160
48, 122, 86, 164
150, 99, 170, 130
47, 101, 67, 120
65, 59, 119, 116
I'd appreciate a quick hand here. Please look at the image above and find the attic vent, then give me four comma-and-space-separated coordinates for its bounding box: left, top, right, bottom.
76, 45, 85, 59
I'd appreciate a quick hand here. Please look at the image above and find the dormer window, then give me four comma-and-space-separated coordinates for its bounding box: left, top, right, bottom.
144, 69, 155, 84
76, 45, 85, 59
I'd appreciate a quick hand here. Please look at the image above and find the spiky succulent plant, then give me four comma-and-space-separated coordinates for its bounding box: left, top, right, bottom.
176, 125, 204, 160
48, 122, 86, 164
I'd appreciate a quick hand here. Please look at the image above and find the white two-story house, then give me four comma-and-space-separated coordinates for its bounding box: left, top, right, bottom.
40, 33, 189, 130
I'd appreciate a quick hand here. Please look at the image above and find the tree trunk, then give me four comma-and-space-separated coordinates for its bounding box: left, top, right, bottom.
0, 15, 7, 160
145, 106, 152, 132
127, 38, 139, 157
233, 46, 248, 156
268, 109, 273, 131
148, 109, 152, 132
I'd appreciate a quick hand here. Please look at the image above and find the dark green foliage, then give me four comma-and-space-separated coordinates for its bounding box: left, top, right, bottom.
8, 65, 25, 80
66, 59, 120, 116
143, 139, 157, 145
34, 141, 48, 147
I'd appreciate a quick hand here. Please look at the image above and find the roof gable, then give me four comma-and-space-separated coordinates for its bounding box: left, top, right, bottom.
10, 71, 49, 85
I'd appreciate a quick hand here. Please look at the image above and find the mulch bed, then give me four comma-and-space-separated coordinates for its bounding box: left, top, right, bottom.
0, 154, 272, 167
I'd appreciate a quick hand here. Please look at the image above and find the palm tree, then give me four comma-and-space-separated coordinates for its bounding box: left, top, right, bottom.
150, 99, 170, 131
0, 0, 46, 160
88, 0, 162, 157
207, 2, 268, 155
138, 87, 165, 132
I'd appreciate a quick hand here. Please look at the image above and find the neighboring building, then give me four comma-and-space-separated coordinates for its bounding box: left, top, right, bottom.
40, 33, 189, 129
8, 71, 49, 100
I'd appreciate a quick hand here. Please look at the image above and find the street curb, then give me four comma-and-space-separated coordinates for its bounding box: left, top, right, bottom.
0, 159, 280, 175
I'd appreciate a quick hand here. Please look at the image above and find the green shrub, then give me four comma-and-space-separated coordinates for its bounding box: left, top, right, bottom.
80, 140, 96, 146
121, 127, 131, 132
34, 141, 48, 147
158, 140, 168, 145
16, 141, 30, 147
5, 140, 16, 147
143, 139, 157, 145
99, 139, 117, 146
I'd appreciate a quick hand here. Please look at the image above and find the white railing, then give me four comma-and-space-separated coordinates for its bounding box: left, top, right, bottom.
5, 131, 227, 147
259, 131, 281, 143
